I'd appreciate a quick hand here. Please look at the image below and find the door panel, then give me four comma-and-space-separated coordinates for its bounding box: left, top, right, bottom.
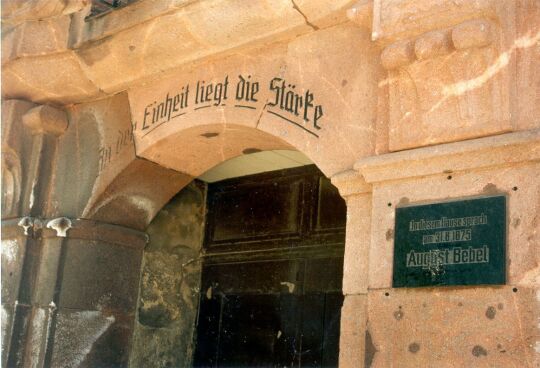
194, 166, 346, 368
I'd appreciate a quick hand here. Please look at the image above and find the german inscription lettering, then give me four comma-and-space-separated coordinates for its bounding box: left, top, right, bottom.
137, 75, 324, 138
393, 195, 506, 288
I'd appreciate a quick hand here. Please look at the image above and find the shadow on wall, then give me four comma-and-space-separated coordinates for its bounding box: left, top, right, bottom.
128, 180, 207, 367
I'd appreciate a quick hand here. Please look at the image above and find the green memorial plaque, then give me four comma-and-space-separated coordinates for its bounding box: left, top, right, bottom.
393, 195, 506, 288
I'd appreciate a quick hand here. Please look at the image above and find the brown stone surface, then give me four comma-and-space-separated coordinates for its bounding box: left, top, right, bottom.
0, 0, 370, 106
357, 129, 540, 183
2, 16, 70, 64
384, 19, 512, 151
84, 158, 193, 230
131, 23, 378, 178
376, 0, 540, 151
342, 194, 372, 295
258, 23, 379, 176
127, 43, 291, 163
51, 308, 133, 368
138, 124, 292, 177
75, 0, 310, 94
48, 93, 190, 229
22, 105, 68, 136
2, 52, 103, 104
414, 30, 452, 60
515, 0, 540, 131
75, 0, 194, 46
291, 0, 356, 28
57, 238, 143, 312
331, 169, 371, 198
372, 0, 500, 43
52, 93, 137, 219
339, 294, 368, 368
129, 181, 206, 367
2, 0, 85, 23
451, 19, 493, 50
367, 286, 539, 367
2, 0, 540, 366
380, 40, 415, 70
1, 234, 26, 304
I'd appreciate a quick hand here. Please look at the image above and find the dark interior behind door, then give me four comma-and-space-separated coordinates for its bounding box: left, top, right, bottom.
194, 165, 346, 368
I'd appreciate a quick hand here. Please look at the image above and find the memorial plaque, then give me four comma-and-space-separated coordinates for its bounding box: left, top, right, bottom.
393, 195, 506, 288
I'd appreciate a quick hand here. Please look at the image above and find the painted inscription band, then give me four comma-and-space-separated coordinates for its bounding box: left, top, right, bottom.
138, 75, 324, 138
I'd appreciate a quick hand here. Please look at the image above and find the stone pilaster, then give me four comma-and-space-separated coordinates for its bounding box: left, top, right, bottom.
331, 170, 372, 368
2, 217, 147, 367
1, 101, 146, 367
354, 129, 540, 367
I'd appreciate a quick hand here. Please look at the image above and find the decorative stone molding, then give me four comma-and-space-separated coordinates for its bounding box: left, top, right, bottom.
2, 15, 71, 64
380, 19, 495, 70
355, 129, 540, 183
331, 170, 373, 299
22, 105, 68, 136
4, 217, 148, 248
382, 16, 511, 151
45, 217, 72, 237
331, 169, 372, 198
346, 0, 374, 32
3, 0, 360, 105
17, 216, 33, 235
369, 0, 504, 44
1, 0, 87, 24
380, 40, 414, 70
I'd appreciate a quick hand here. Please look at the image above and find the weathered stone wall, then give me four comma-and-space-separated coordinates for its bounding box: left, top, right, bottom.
129, 181, 207, 367
2, 0, 539, 367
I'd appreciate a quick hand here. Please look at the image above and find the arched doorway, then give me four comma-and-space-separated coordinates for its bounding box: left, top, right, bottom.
75, 80, 370, 366
127, 147, 347, 367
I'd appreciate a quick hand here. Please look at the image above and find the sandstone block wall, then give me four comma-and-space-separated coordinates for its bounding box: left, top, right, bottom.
1, 0, 539, 367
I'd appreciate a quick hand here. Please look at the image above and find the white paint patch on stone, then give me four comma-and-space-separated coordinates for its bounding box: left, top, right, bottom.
280, 281, 295, 293
29, 180, 36, 209
2, 239, 19, 263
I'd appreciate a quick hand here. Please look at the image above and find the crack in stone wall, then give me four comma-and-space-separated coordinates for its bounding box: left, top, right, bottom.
291, 0, 319, 31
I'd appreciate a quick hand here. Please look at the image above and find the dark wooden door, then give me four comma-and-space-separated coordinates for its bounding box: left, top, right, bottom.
194, 166, 346, 368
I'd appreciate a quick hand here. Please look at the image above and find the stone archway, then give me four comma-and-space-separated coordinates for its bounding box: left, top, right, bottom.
78, 76, 375, 366
2, 12, 379, 368
64, 24, 380, 367
83, 20, 381, 231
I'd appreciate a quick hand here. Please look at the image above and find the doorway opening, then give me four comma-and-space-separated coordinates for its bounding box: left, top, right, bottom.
129, 149, 347, 367
193, 155, 346, 367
